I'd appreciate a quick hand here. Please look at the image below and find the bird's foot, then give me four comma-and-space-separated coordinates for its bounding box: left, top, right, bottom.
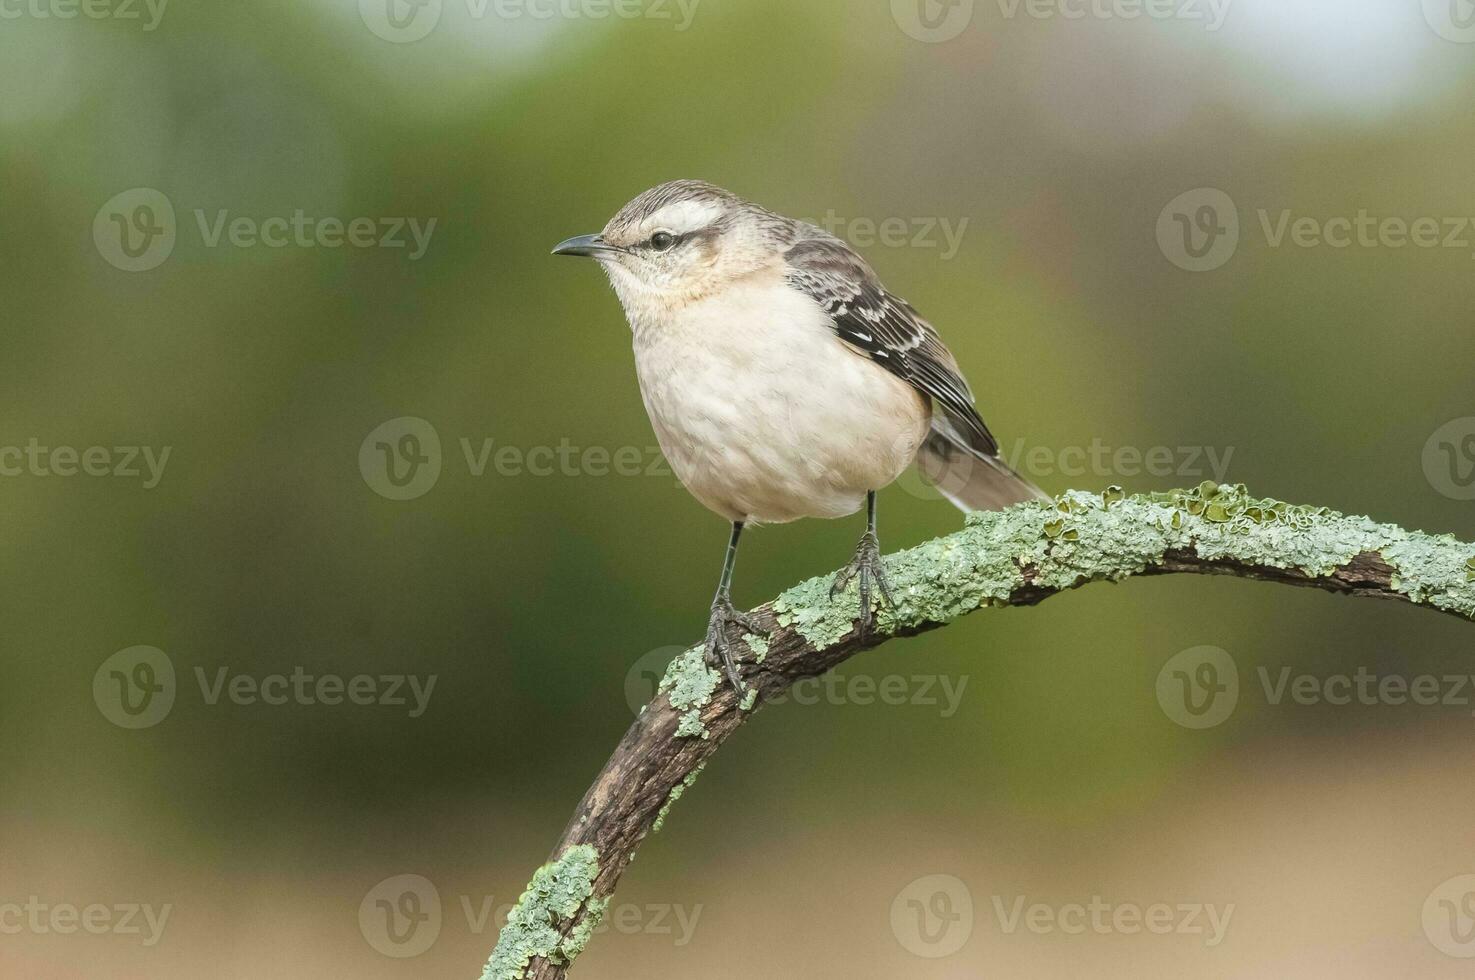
831, 531, 896, 639
703, 595, 766, 694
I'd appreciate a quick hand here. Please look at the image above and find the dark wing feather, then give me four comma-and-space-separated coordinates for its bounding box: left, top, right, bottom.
783, 235, 998, 457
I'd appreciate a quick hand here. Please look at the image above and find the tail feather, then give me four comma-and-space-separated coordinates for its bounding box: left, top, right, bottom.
916, 414, 1047, 513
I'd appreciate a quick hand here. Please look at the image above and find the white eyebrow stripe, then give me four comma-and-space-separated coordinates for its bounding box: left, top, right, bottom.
645, 200, 723, 236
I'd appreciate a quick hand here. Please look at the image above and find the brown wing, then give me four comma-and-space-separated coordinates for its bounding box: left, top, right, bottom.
783, 234, 998, 457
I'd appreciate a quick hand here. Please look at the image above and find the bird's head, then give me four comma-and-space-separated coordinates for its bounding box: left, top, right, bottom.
552, 180, 785, 323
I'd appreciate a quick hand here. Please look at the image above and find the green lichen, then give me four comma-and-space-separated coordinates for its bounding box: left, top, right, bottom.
772, 498, 1055, 649
561, 897, 607, 961
480, 487, 1475, 979
658, 646, 719, 739
651, 764, 705, 835
482, 845, 603, 980
743, 632, 769, 663
770, 485, 1475, 650
739, 687, 759, 712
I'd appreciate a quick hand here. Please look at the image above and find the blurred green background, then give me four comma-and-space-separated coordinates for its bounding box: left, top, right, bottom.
3, 0, 1475, 976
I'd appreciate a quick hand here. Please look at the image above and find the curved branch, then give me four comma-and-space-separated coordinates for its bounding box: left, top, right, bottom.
479, 485, 1475, 980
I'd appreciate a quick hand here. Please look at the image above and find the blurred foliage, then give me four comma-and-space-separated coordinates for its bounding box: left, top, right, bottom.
2, 2, 1474, 975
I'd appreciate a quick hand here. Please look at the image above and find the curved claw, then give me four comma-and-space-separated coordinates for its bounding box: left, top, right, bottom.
832, 532, 895, 639
703, 599, 768, 694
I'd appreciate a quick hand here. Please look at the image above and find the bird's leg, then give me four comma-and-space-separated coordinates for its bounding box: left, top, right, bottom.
704, 521, 766, 694
831, 491, 897, 639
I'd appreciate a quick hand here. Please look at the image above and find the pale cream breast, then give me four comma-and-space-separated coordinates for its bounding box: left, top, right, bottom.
631, 272, 930, 524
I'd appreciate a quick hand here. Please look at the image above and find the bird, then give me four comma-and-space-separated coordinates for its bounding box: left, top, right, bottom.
552, 180, 1044, 694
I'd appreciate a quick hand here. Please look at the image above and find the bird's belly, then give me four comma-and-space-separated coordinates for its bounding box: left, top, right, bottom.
634, 300, 930, 524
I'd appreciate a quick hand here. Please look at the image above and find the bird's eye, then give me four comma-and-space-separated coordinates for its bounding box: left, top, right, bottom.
649, 232, 677, 252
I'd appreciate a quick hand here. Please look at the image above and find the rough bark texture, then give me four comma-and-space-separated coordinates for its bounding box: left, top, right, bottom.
479, 486, 1475, 980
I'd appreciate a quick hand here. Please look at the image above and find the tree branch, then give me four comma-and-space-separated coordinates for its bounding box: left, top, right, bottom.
479, 485, 1475, 980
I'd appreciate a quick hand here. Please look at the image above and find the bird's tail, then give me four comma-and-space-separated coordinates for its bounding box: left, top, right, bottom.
915, 409, 1049, 513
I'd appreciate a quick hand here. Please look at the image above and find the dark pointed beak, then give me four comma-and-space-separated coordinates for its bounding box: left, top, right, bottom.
551, 234, 618, 258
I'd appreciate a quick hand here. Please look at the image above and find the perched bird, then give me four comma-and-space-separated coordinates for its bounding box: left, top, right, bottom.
553, 180, 1043, 693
